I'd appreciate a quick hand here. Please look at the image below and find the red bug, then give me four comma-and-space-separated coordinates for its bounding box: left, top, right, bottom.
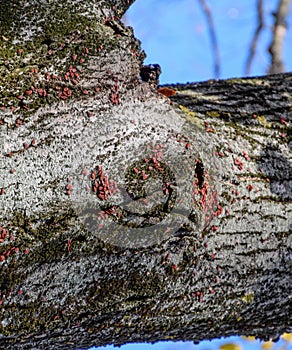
67, 239, 71, 252
157, 87, 176, 97
247, 185, 253, 191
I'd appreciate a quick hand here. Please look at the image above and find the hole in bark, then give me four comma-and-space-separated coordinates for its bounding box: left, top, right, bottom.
195, 160, 204, 189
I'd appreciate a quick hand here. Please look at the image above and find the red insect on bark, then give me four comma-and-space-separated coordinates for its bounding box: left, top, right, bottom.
234, 157, 244, 170
280, 117, 288, 125
157, 87, 176, 97
67, 239, 71, 252
247, 184, 253, 191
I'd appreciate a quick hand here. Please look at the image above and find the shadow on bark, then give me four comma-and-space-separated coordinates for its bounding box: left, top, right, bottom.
257, 144, 292, 201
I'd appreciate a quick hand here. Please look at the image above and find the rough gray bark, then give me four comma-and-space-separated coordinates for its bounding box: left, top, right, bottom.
0, 1, 291, 349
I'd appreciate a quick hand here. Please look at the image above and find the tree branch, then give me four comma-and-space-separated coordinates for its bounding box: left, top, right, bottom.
245, 0, 264, 76
267, 0, 291, 74
198, 0, 220, 78
0, 1, 291, 349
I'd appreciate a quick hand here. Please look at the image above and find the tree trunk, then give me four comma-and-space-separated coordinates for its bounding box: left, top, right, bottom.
0, 1, 291, 349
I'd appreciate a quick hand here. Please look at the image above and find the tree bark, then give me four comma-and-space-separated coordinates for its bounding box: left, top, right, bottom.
0, 1, 291, 349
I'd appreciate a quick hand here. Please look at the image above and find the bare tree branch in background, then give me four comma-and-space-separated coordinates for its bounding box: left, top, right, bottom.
267, 0, 291, 74
245, 0, 264, 76
198, 0, 220, 78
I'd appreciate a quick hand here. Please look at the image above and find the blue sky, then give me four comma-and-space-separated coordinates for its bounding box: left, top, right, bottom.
89, 336, 292, 350
123, 0, 292, 84
89, 1, 291, 350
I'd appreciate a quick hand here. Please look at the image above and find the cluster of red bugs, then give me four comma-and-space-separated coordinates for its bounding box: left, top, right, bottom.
0, 38, 108, 113
110, 82, 120, 106
191, 157, 222, 231
20, 68, 51, 101
97, 206, 119, 223
56, 85, 73, 100
130, 145, 169, 183
0, 227, 20, 262
54, 64, 82, 100
177, 135, 191, 150
192, 164, 210, 213
211, 202, 223, 219
13, 45, 91, 108
65, 177, 73, 196
151, 143, 165, 161
242, 150, 250, 161
234, 157, 244, 171
0, 245, 20, 262
64, 65, 80, 85
0, 227, 8, 244
18, 85, 47, 100
204, 121, 216, 133
90, 165, 119, 201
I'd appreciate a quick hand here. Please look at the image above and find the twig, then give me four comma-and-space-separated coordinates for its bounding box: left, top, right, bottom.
267, 0, 291, 74
198, 0, 220, 78
245, 0, 264, 76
